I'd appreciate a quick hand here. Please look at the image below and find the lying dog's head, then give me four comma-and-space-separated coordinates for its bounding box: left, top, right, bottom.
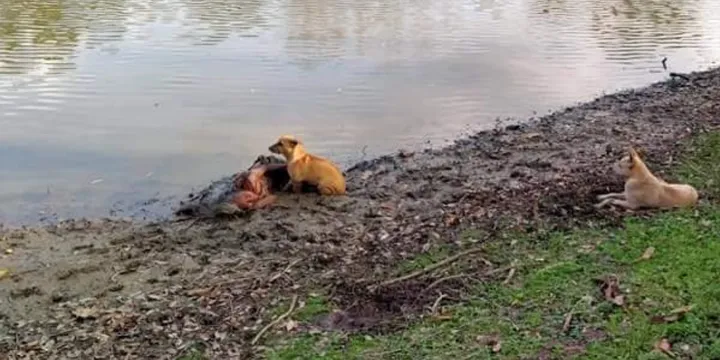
269, 135, 301, 159
613, 147, 643, 177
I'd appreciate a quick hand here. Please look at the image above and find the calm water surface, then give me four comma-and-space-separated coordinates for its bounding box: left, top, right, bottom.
1, 0, 719, 223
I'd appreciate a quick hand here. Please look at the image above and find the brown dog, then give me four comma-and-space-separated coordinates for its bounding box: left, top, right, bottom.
268, 135, 346, 195
595, 147, 698, 210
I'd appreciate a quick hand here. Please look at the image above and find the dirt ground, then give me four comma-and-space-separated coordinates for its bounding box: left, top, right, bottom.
1, 68, 719, 359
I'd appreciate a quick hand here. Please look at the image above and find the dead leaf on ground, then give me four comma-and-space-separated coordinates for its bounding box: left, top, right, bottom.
650, 304, 695, 324
186, 287, 213, 297
0, 268, 9, 280
520, 132, 543, 141
639, 247, 655, 261
655, 338, 675, 357
284, 319, 299, 332
476, 334, 502, 353
597, 275, 625, 306
444, 215, 459, 227
72, 307, 99, 320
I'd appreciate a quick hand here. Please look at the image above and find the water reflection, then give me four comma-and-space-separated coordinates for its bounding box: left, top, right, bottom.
176, 0, 277, 44
0, 0, 718, 224
0, 0, 131, 75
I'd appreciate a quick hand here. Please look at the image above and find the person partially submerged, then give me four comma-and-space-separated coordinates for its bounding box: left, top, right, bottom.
231, 156, 291, 209
174, 155, 290, 218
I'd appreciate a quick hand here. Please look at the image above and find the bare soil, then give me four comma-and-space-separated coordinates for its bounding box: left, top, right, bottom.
1, 68, 719, 359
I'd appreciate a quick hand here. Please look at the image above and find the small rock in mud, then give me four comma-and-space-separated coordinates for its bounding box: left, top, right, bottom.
51, 292, 70, 303
10, 286, 43, 299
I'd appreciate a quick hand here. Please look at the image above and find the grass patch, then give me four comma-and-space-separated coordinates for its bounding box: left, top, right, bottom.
295, 294, 332, 321
676, 131, 720, 198
395, 245, 451, 274
266, 133, 720, 359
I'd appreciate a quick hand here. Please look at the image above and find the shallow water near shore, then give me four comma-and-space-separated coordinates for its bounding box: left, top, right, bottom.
1, 0, 719, 224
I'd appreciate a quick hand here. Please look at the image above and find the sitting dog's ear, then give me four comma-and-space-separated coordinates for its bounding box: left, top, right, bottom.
284, 137, 299, 147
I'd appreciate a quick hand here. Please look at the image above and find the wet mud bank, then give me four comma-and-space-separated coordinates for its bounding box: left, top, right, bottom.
2, 68, 719, 359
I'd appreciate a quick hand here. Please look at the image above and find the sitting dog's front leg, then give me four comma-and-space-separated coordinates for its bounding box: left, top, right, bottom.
292, 181, 303, 194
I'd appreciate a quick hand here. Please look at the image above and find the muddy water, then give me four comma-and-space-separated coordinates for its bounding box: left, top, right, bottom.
0, 0, 718, 224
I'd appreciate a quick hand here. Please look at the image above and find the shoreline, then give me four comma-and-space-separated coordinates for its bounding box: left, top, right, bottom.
1, 66, 719, 358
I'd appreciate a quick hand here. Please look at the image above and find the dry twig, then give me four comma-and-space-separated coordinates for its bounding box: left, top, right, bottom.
430, 293, 447, 314
251, 295, 299, 346
562, 312, 573, 333
370, 247, 486, 290
268, 259, 302, 283
502, 267, 516, 285
423, 274, 468, 293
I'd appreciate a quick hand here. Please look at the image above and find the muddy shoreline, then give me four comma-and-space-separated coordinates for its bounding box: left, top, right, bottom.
2, 67, 719, 359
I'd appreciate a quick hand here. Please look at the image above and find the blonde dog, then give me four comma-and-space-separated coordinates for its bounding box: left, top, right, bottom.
268, 135, 346, 195
595, 147, 698, 210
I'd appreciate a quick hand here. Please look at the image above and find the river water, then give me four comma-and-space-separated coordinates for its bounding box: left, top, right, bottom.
0, 0, 718, 223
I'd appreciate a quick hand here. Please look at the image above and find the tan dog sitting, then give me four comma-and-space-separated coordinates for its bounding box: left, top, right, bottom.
595, 147, 698, 210
268, 135, 346, 195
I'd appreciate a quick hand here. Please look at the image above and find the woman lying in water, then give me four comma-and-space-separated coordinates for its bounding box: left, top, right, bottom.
231, 156, 291, 209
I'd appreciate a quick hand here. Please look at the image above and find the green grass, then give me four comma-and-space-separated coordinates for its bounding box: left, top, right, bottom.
265, 132, 720, 359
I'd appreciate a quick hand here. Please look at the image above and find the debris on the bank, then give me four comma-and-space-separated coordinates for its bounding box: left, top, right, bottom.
650, 305, 694, 324
4, 248, 12, 255
0, 268, 9, 280
597, 275, 625, 307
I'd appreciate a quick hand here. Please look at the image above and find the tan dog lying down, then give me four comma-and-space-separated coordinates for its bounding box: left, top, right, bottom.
595, 148, 698, 210
268, 135, 346, 195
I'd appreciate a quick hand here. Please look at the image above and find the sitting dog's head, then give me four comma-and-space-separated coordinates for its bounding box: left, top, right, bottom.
614, 147, 644, 177
269, 135, 301, 159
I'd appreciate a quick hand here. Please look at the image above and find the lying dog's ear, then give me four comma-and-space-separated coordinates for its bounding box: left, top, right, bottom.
627, 147, 639, 159
625, 147, 638, 169
635, 147, 646, 159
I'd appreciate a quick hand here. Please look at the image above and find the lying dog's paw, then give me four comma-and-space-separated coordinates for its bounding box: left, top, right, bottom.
596, 193, 614, 201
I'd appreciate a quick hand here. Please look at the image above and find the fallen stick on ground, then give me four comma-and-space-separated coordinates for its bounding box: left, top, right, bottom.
268, 258, 302, 283
502, 267, 516, 285
251, 294, 299, 346
423, 274, 468, 294
430, 293, 447, 314
370, 247, 486, 290
562, 311, 573, 333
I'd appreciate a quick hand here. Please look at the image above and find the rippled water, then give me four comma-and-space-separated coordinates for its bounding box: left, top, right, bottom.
0, 0, 718, 223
